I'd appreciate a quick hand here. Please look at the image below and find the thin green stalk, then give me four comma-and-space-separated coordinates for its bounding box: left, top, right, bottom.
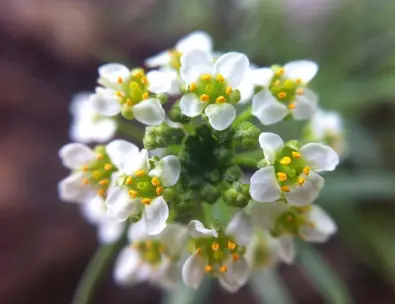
232, 107, 252, 128
116, 120, 145, 141
231, 155, 259, 167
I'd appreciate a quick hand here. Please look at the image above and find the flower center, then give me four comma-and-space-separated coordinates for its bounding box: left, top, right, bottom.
121, 171, 163, 205
168, 49, 182, 71
131, 240, 168, 266
79, 146, 116, 198
271, 205, 314, 238
189, 73, 237, 105
115, 68, 150, 107
269, 65, 304, 110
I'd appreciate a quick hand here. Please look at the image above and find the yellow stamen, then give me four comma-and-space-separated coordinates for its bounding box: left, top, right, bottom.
297, 177, 305, 186
205, 265, 213, 273
216, 74, 225, 82
133, 71, 143, 79
278, 92, 287, 99
151, 177, 161, 186
141, 76, 148, 84
226, 87, 232, 95
117, 77, 123, 84
303, 166, 310, 176
125, 176, 133, 185
295, 78, 302, 84
156, 186, 164, 195
277, 172, 287, 182
273, 80, 280, 86
201, 74, 211, 81
276, 68, 284, 76
281, 186, 290, 192
82, 178, 89, 185
200, 94, 210, 102
232, 254, 239, 262
96, 154, 104, 160
97, 189, 105, 197
82, 165, 89, 172
195, 248, 202, 255
115, 91, 123, 97
227, 241, 236, 250
128, 190, 138, 198
292, 151, 301, 158
296, 88, 304, 95
135, 170, 145, 177
104, 163, 113, 171
280, 157, 291, 165
142, 92, 149, 100
211, 242, 220, 251
215, 96, 226, 104
141, 198, 152, 205
288, 103, 296, 110
219, 265, 228, 273
145, 241, 153, 249
189, 82, 197, 91
99, 179, 109, 186
126, 99, 133, 106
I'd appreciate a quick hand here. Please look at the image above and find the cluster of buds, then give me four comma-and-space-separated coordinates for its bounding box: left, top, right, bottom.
59, 31, 345, 292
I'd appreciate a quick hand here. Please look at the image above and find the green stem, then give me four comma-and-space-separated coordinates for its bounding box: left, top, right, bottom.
231, 155, 258, 167
116, 119, 145, 141
73, 233, 126, 304
232, 107, 252, 128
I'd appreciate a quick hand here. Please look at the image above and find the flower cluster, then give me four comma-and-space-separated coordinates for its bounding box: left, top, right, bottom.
58, 31, 345, 293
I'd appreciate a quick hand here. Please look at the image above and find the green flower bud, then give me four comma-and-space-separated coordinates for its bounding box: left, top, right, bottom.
205, 169, 222, 184
200, 183, 221, 204
230, 89, 241, 104
156, 93, 168, 104
234, 121, 260, 149
143, 123, 185, 150
168, 101, 191, 124
223, 182, 250, 208
162, 188, 175, 201
223, 165, 242, 183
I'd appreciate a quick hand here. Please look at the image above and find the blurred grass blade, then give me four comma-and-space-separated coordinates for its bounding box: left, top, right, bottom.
297, 243, 352, 304
251, 269, 295, 304
163, 278, 213, 304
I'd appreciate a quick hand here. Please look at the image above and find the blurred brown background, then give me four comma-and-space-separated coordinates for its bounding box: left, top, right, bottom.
2, 0, 395, 303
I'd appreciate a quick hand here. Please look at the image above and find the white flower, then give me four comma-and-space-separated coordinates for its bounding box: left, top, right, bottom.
114, 221, 188, 289
250, 132, 339, 205
179, 50, 250, 130
105, 149, 181, 235
69, 93, 117, 144
182, 212, 253, 292
251, 60, 319, 125
90, 64, 170, 126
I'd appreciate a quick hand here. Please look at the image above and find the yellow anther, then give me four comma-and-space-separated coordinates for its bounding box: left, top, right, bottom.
156, 186, 164, 195
92, 170, 101, 180
226, 87, 232, 95
288, 103, 296, 110
200, 94, 210, 102
295, 78, 302, 84
82, 178, 90, 185
297, 177, 305, 186
216, 74, 225, 82
219, 265, 228, 273
232, 253, 239, 262
125, 176, 133, 185
141, 198, 152, 205
278, 92, 287, 99
151, 177, 161, 186
96, 153, 104, 160
104, 163, 113, 171
281, 186, 291, 192
273, 80, 280, 86
142, 92, 149, 100
296, 88, 304, 95
211, 242, 220, 251
195, 248, 202, 255
115, 91, 124, 97
99, 179, 109, 186
145, 241, 153, 249
205, 265, 213, 273
97, 189, 105, 197
128, 190, 138, 198
215, 96, 226, 104
133, 71, 143, 79
303, 166, 310, 176
189, 82, 197, 91
141, 76, 148, 84
82, 165, 89, 172
201, 74, 211, 81
117, 77, 123, 84
277, 172, 288, 182
227, 241, 236, 250
135, 170, 145, 177
276, 68, 284, 76
280, 157, 291, 165
126, 98, 133, 106
292, 151, 301, 158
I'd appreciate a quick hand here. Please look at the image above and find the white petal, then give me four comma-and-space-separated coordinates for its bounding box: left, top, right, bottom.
133, 98, 165, 126
237, 80, 254, 104
258, 132, 284, 163
214, 52, 249, 88
143, 196, 169, 235
59, 143, 95, 170
249, 67, 274, 87
219, 257, 250, 293
252, 90, 288, 125
147, 70, 172, 94
149, 155, 181, 187
310, 109, 343, 139
81, 196, 107, 224
250, 167, 281, 203
205, 103, 236, 131
98, 63, 130, 84
284, 171, 324, 205
283, 60, 318, 84
155, 260, 181, 290
249, 201, 287, 230
182, 254, 205, 289
176, 31, 213, 53
98, 222, 125, 244
180, 93, 205, 117
157, 224, 188, 256
145, 51, 171, 68
300, 143, 339, 172
122, 149, 149, 175
106, 187, 141, 221
293, 92, 317, 120
277, 236, 295, 264
299, 205, 337, 243
226, 212, 253, 246
86, 119, 117, 143
114, 248, 145, 285
90, 87, 121, 116
69, 92, 91, 116
188, 220, 218, 238
106, 140, 139, 170
127, 220, 148, 242
180, 49, 213, 84
58, 173, 96, 203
